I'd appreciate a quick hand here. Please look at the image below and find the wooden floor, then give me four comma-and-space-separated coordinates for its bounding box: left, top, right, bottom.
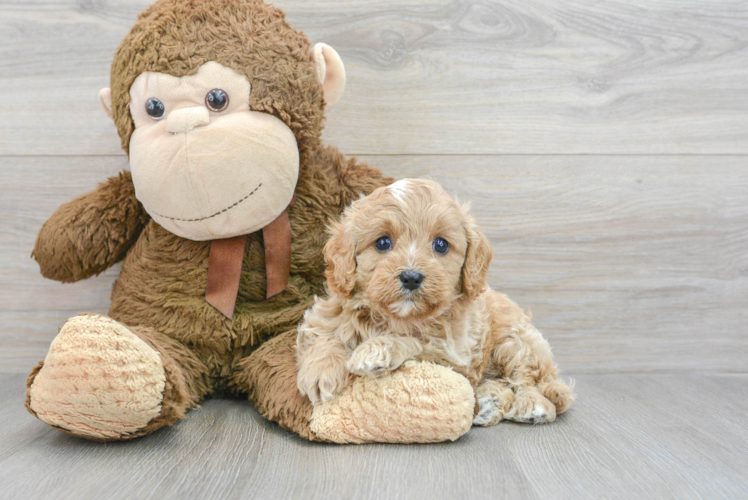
1, 0, 747, 498
2, 373, 747, 499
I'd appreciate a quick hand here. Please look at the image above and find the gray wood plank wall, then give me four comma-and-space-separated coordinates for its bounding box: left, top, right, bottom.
0, 0, 746, 377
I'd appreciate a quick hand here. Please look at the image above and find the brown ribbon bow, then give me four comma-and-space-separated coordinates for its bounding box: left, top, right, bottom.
205, 205, 293, 319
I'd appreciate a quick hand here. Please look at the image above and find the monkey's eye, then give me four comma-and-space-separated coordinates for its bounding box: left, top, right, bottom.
375, 236, 393, 252
433, 237, 449, 255
206, 89, 229, 112
145, 98, 165, 120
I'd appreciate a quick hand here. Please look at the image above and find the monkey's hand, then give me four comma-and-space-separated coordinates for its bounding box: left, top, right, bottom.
33, 171, 149, 283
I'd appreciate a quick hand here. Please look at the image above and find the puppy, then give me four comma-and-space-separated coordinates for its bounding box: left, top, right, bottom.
296, 179, 574, 425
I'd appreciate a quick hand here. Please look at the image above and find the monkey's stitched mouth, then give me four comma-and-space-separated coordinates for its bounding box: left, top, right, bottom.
151, 183, 262, 222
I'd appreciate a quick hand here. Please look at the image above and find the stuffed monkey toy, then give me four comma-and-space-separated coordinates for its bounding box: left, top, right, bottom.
25, 0, 476, 443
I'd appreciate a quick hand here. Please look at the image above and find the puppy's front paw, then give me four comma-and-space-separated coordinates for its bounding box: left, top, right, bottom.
347, 338, 403, 378
297, 359, 349, 405
505, 391, 557, 424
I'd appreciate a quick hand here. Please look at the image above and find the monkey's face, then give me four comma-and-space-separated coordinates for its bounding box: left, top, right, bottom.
127, 62, 299, 241
100, 3, 346, 242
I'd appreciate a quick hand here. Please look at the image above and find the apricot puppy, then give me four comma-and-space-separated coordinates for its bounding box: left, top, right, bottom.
296, 179, 574, 425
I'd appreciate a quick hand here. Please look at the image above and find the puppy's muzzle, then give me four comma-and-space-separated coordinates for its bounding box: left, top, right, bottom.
399, 269, 424, 291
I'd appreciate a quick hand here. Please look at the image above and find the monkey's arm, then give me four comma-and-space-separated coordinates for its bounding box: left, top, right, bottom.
32, 171, 149, 283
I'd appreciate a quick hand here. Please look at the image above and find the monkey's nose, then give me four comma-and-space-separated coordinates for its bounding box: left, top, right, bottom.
399, 270, 425, 291
165, 106, 210, 134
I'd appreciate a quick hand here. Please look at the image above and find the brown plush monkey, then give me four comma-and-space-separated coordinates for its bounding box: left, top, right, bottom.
25, 0, 476, 443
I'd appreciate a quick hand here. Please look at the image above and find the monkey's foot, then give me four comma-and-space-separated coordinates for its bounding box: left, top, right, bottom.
310, 361, 475, 443
26, 314, 166, 440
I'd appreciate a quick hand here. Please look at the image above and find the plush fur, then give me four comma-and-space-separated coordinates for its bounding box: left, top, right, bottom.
26, 0, 388, 440
109, 0, 324, 159
26, 0, 481, 443
27, 314, 166, 440
296, 179, 574, 425
309, 360, 475, 444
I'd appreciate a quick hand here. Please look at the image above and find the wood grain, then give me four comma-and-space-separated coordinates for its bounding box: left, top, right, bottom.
1, 155, 746, 374
1, 1, 747, 497
1, 373, 746, 499
0, 0, 747, 155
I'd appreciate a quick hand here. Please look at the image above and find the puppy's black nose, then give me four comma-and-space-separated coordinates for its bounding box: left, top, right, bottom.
399, 270, 424, 291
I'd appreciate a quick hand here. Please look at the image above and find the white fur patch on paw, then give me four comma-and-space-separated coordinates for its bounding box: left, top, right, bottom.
473, 396, 503, 426
28, 314, 166, 439
526, 404, 551, 424
506, 392, 557, 425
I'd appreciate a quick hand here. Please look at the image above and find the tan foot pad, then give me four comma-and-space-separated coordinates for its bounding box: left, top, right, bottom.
28, 314, 166, 440
310, 361, 475, 444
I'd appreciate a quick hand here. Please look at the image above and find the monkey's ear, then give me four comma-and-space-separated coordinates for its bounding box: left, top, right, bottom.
99, 88, 114, 119
311, 43, 346, 110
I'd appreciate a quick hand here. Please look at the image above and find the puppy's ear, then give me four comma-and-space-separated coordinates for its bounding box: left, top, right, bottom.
461, 213, 494, 300
324, 219, 357, 298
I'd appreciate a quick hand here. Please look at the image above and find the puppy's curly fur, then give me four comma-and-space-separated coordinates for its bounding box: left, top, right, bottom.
296, 179, 574, 425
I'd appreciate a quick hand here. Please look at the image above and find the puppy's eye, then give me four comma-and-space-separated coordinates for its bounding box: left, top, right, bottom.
145, 98, 165, 120
433, 237, 449, 255
375, 236, 392, 252
206, 89, 229, 112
